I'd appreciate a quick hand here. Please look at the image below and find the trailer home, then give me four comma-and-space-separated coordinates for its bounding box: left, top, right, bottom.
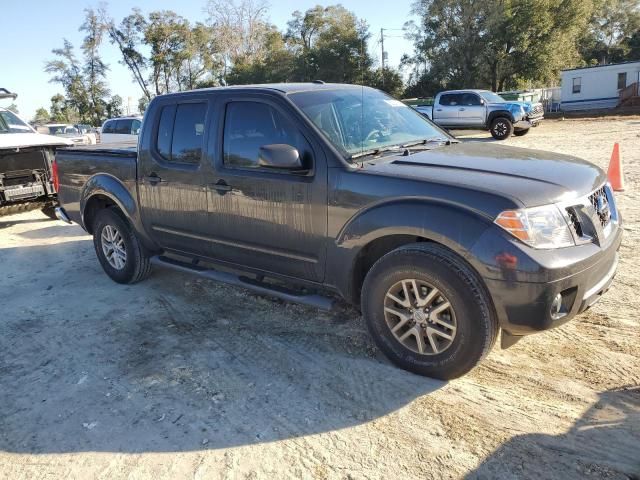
560, 61, 640, 111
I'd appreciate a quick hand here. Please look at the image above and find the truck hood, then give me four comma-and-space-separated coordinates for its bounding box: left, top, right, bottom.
0, 132, 73, 149
364, 142, 606, 207
489, 101, 540, 114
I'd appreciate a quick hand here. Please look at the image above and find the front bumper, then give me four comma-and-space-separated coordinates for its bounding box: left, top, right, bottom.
471, 220, 622, 337
514, 115, 544, 129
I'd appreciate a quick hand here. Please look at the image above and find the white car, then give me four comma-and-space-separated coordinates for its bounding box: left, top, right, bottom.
39, 124, 96, 145
100, 116, 143, 143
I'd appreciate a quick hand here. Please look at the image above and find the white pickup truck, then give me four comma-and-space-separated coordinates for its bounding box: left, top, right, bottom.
0, 89, 71, 216
414, 89, 544, 140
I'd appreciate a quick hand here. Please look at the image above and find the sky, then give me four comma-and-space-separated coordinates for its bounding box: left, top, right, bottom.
0, 0, 415, 121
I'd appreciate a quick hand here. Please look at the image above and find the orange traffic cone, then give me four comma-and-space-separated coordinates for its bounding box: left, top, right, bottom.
607, 143, 625, 192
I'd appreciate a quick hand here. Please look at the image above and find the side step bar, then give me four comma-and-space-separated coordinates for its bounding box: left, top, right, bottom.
150, 255, 333, 311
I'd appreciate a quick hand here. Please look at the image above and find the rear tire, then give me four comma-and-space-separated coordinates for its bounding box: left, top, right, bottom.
361, 243, 498, 380
92, 208, 152, 284
514, 128, 530, 137
490, 117, 514, 140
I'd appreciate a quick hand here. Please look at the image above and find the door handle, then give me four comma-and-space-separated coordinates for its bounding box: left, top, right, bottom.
459, 108, 465, 111
144, 174, 162, 185
210, 180, 232, 194
436, 108, 442, 111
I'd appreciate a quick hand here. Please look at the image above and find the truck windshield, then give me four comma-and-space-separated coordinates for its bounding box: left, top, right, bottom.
479, 91, 506, 104
0, 110, 34, 134
289, 88, 447, 159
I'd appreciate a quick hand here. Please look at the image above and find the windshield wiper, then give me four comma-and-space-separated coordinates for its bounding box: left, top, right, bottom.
348, 137, 459, 161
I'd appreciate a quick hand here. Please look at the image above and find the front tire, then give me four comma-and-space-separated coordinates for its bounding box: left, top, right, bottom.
361, 243, 498, 379
92, 208, 152, 284
490, 117, 514, 140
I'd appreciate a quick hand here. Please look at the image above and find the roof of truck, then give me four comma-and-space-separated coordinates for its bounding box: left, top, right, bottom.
163, 82, 370, 97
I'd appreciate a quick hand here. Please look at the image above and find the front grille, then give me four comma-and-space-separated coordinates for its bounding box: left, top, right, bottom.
566, 207, 583, 237
529, 104, 544, 117
589, 186, 611, 228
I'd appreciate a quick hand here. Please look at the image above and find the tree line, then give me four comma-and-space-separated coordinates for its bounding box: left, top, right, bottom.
36, 0, 640, 125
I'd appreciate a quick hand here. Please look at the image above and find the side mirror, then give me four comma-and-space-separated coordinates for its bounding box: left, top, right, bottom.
258, 144, 303, 169
479, 99, 485, 105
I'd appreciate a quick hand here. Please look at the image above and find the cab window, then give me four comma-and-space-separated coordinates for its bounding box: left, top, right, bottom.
155, 103, 206, 164
222, 101, 310, 170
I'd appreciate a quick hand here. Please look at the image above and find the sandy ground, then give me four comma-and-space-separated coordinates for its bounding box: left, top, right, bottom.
1, 118, 639, 479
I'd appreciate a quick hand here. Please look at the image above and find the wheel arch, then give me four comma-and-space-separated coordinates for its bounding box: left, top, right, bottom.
487, 110, 514, 125
331, 199, 493, 305
80, 174, 158, 250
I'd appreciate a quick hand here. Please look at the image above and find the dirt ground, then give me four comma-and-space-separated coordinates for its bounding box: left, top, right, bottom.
1, 118, 639, 479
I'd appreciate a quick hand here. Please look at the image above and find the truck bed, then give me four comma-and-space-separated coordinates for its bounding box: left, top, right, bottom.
58, 141, 138, 158
55, 141, 138, 228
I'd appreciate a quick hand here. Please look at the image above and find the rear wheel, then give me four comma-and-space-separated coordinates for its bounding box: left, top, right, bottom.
92, 208, 152, 284
361, 243, 498, 379
514, 128, 530, 137
490, 117, 514, 140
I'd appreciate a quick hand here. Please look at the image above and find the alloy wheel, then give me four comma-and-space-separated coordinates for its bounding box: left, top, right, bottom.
383, 279, 457, 355
101, 224, 127, 270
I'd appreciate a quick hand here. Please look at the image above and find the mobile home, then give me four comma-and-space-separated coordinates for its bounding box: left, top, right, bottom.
560, 61, 640, 111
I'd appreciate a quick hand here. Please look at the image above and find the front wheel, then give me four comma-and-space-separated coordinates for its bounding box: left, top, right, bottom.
361, 243, 498, 379
92, 208, 152, 284
490, 117, 514, 140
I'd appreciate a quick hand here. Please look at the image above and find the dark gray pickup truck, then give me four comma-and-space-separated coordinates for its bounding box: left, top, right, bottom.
54, 83, 622, 379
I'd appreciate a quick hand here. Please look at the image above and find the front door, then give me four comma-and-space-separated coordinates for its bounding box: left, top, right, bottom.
138, 96, 211, 256
457, 93, 486, 127
203, 94, 327, 283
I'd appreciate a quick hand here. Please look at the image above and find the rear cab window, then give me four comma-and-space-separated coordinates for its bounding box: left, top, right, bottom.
154, 103, 206, 164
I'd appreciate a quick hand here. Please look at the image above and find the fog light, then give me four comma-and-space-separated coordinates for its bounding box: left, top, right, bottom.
550, 293, 565, 320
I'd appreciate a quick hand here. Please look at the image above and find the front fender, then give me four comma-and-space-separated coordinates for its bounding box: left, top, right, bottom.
487, 110, 515, 125
330, 199, 493, 301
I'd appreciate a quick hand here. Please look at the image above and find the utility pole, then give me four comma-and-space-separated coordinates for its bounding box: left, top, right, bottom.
380, 28, 385, 71
380, 28, 386, 87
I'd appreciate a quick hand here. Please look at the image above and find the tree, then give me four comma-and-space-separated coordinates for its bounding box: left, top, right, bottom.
286, 5, 373, 83
80, 8, 110, 125
404, 0, 595, 96
226, 29, 296, 84
6, 103, 19, 114
101, 7, 152, 100
138, 96, 150, 114
365, 68, 405, 97
106, 95, 123, 118
33, 108, 51, 124
580, 0, 640, 64
49, 94, 77, 123
205, 0, 272, 80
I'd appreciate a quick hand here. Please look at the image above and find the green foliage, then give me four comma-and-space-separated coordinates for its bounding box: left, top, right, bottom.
49, 94, 77, 123
32, 108, 50, 124
106, 95, 123, 118
580, 0, 640, 64
6, 103, 19, 114
45, 8, 111, 125
404, 0, 598, 96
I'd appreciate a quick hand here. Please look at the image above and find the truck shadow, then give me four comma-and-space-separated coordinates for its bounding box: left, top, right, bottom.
466, 386, 640, 479
0, 240, 443, 454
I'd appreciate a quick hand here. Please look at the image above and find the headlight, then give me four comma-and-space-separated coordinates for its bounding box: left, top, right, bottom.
495, 204, 574, 249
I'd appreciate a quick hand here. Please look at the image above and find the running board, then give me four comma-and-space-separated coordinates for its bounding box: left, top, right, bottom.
150, 255, 333, 311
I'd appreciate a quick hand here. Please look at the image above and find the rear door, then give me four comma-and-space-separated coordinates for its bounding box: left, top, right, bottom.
138, 96, 211, 256
433, 94, 461, 126
458, 93, 486, 126
202, 93, 327, 282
